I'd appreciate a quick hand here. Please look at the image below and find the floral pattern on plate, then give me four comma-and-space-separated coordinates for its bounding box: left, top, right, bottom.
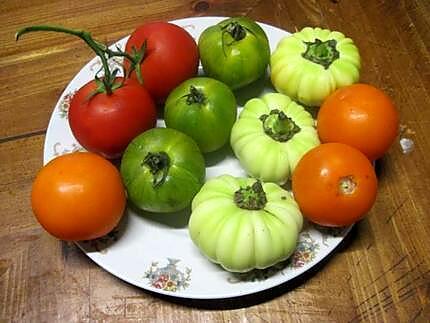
53, 142, 85, 157
58, 91, 75, 119
144, 258, 192, 292
287, 232, 320, 269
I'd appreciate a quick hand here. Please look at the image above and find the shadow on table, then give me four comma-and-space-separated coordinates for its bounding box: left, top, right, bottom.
141, 224, 358, 310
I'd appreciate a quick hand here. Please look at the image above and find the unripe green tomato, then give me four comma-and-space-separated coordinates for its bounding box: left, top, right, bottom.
120, 128, 206, 213
198, 17, 270, 90
164, 77, 237, 153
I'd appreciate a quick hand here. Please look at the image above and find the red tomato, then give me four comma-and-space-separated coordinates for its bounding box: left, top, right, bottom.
317, 83, 399, 161
125, 22, 199, 103
31, 152, 126, 241
292, 143, 378, 227
68, 78, 156, 159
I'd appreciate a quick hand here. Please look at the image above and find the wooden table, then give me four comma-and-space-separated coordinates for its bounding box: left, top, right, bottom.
1, 0, 429, 321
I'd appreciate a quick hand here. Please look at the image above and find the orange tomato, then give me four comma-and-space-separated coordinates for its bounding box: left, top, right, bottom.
292, 143, 378, 227
31, 152, 126, 241
317, 83, 399, 161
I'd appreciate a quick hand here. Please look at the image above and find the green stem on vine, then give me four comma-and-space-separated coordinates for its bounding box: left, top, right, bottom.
15, 25, 145, 94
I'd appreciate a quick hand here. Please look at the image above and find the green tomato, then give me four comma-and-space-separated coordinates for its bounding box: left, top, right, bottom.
164, 77, 237, 153
189, 175, 303, 272
198, 17, 270, 90
271, 27, 361, 107
120, 128, 205, 213
230, 92, 320, 184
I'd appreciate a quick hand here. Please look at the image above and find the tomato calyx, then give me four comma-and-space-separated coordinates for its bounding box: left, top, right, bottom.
142, 152, 170, 188
223, 22, 247, 41
234, 181, 267, 210
302, 39, 339, 69
259, 109, 301, 142
15, 25, 145, 95
220, 21, 256, 56
182, 85, 206, 105
338, 175, 357, 195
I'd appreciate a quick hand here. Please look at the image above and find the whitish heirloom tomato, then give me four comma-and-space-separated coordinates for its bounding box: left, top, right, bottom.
271, 27, 361, 107
189, 175, 303, 272
230, 93, 320, 184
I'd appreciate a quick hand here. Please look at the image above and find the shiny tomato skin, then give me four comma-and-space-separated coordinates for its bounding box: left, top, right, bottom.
31, 152, 126, 241
317, 83, 399, 161
292, 143, 378, 227
125, 22, 199, 103
68, 78, 156, 159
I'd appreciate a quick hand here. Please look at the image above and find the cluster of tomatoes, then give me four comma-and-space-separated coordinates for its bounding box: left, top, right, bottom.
292, 83, 399, 227
29, 21, 204, 241
26, 18, 400, 243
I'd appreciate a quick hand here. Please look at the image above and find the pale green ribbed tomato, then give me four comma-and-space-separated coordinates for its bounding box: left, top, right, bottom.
271, 27, 360, 107
230, 92, 320, 184
198, 17, 270, 90
189, 175, 303, 273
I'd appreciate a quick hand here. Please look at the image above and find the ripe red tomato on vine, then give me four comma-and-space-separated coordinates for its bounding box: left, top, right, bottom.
125, 21, 200, 103
16, 25, 157, 159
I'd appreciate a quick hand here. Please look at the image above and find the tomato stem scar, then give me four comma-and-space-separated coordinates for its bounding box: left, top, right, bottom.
338, 175, 357, 195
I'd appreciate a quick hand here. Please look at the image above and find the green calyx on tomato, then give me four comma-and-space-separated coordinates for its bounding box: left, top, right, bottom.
222, 21, 247, 41
259, 109, 301, 142
233, 181, 267, 210
302, 39, 339, 69
198, 17, 270, 90
142, 152, 170, 188
164, 77, 237, 153
183, 86, 206, 105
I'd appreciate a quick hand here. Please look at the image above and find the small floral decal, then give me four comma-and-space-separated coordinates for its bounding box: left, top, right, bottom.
287, 232, 320, 269
58, 91, 75, 119
53, 142, 85, 157
144, 258, 191, 292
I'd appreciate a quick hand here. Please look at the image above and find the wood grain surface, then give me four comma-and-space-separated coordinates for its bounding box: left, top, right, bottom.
1, 0, 429, 321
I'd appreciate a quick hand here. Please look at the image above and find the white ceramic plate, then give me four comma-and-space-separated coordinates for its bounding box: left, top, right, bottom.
43, 17, 352, 300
